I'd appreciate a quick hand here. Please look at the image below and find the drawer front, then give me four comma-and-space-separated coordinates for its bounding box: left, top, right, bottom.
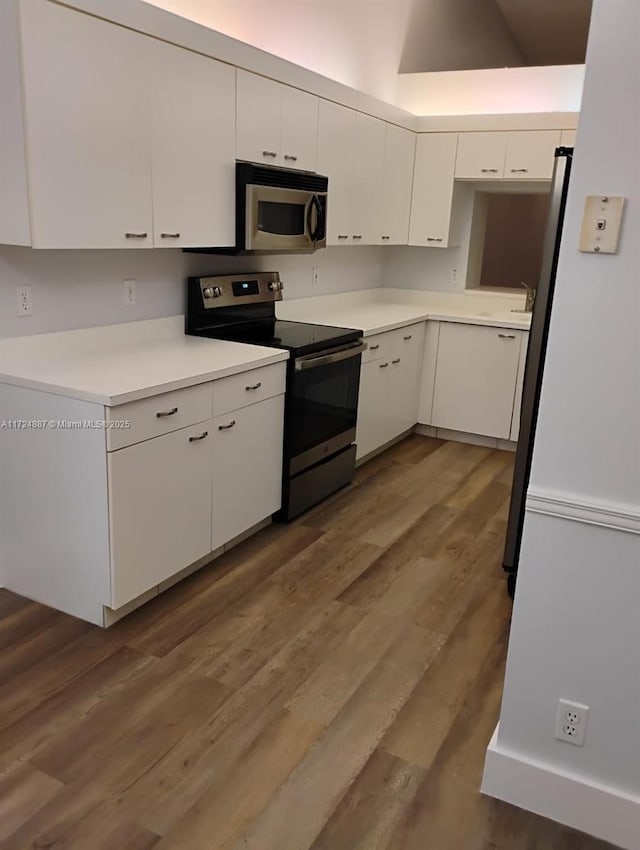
106, 383, 212, 451
362, 331, 392, 363
390, 322, 426, 360
213, 363, 286, 417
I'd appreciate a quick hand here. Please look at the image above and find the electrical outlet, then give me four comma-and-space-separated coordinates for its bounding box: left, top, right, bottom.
124, 278, 136, 305
450, 268, 458, 285
312, 267, 319, 288
555, 699, 589, 746
16, 286, 32, 317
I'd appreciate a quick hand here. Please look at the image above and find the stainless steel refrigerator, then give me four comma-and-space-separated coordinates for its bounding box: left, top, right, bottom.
503, 147, 574, 597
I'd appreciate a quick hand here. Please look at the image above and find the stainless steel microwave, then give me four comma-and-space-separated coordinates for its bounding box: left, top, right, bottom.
236, 162, 327, 254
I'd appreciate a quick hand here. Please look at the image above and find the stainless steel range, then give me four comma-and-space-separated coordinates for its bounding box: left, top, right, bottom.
185, 272, 366, 520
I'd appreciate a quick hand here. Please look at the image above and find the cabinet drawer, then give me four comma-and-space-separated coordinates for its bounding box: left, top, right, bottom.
362, 332, 392, 363
212, 363, 286, 417
106, 383, 212, 451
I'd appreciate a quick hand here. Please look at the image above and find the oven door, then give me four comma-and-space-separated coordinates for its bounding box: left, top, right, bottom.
245, 185, 325, 252
287, 340, 366, 475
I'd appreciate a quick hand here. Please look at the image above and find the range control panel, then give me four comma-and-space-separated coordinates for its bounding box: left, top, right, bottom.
197, 272, 283, 308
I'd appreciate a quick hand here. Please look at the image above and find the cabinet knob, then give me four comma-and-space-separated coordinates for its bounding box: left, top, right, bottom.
337, 234, 349, 240
352, 235, 363, 239
245, 382, 262, 391
379, 362, 389, 368
189, 430, 208, 442
510, 168, 528, 173
369, 344, 380, 351
403, 335, 412, 341
283, 154, 298, 162
125, 232, 148, 238
156, 407, 178, 418
160, 232, 180, 238
392, 358, 400, 364
481, 168, 499, 173
262, 150, 278, 157
498, 333, 517, 340
427, 237, 443, 242
218, 420, 236, 431
381, 235, 390, 240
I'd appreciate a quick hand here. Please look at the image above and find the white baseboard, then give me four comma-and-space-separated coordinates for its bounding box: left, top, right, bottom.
526, 488, 640, 535
414, 424, 517, 452
482, 725, 640, 850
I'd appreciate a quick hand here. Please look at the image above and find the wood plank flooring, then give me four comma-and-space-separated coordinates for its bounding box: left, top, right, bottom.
0, 436, 618, 850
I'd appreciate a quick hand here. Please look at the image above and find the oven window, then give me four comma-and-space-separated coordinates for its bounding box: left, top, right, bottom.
258, 201, 305, 236
288, 355, 361, 460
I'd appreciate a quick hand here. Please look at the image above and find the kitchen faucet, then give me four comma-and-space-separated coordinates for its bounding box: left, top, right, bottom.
511, 282, 536, 314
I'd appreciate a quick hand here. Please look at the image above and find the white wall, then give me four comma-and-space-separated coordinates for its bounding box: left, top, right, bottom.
143, 0, 412, 104
484, 3, 640, 847
396, 65, 585, 116
0, 247, 383, 338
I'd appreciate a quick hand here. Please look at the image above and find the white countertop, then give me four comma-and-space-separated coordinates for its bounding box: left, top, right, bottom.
0, 316, 288, 406
277, 288, 532, 335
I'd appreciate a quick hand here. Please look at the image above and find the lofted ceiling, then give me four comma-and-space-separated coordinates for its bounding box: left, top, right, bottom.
400, 0, 592, 73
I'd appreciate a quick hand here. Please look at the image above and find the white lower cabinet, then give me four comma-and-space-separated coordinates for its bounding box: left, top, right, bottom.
356, 323, 425, 460
212, 395, 284, 550
431, 323, 524, 440
108, 421, 214, 609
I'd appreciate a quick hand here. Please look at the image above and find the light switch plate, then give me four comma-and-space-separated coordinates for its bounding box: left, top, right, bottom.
579, 195, 625, 254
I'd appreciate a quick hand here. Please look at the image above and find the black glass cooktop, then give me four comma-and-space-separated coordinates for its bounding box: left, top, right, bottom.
195, 319, 362, 356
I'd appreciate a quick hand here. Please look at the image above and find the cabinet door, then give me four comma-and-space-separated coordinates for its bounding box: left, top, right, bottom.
409, 133, 458, 247
280, 86, 318, 172
317, 100, 356, 245
212, 396, 284, 550
151, 41, 235, 248
561, 129, 577, 147
379, 125, 416, 244
108, 422, 213, 609
387, 323, 426, 437
351, 113, 386, 244
504, 130, 561, 180
236, 70, 282, 166
356, 358, 390, 461
20, 0, 152, 248
455, 132, 507, 179
431, 323, 522, 439
510, 332, 529, 441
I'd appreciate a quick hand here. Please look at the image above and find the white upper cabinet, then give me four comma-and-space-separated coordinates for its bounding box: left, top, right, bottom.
280, 85, 318, 172
317, 99, 357, 245
504, 130, 561, 180
455, 132, 507, 180
378, 124, 416, 244
20, 0, 153, 248
236, 70, 318, 171
409, 133, 458, 247
456, 130, 562, 181
151, 40, 235, 248
352, 114, 386, 243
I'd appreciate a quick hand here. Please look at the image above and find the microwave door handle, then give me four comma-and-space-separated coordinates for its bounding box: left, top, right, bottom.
306, 196, 317, 245
312, 194, 324, 242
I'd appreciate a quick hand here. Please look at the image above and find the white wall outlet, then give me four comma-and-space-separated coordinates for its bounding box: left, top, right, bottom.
555, 698, 589, 746
16, 286, 32, 317
124, 278, 136, 305
312, 267, 319, 288
579, 195, 625, 253
450, 268, 458, 285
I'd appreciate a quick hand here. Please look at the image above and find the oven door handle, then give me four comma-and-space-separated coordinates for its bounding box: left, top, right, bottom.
294, 341, 367, 371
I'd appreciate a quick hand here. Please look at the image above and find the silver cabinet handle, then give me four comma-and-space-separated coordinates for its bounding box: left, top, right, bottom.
369, 344, 380, 351
262, 150, 278, 157
245, 382, 262, 391
379, 362, 389, 368
125, 232, 148, 238
427, 237, 443, 242
218, 420, 236, 431
337, 234, 349, 240
391, 358, 400, 364
283, 154, 298, 161
189, 430, 208, 442
498, 333, 517, 339
403, 335, 412, 341
160, 232, 180, 238
510, 168, 528, 173
156, 407, 178, 418
481, 168, 499, 173
352, 235, 363, 239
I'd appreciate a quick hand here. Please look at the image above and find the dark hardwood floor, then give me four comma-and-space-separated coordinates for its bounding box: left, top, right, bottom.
0, 435, 618, 850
